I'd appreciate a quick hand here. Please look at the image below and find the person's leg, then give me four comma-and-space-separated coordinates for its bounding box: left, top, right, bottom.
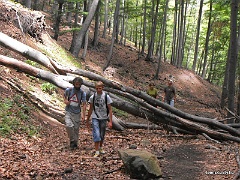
165, 100, 169, 105
99, 120, 107, 153
72, 113, 81, 147
92, 118, 101, 156
95, 141, 100, 151
170, 100, 174, 107
65, 111, 75, 149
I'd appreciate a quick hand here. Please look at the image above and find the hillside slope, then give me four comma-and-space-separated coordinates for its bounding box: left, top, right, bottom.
0, 1, 237, 180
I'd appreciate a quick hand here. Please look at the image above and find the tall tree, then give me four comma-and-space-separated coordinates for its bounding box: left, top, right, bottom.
155, 0, 169, 78
141, 0, 147, 54
192, 0, 204, 72
33, 0, 39, 10
70, 0, 100, 57
103, 0, 120, 71
23, 0, 31, 8
227, 0, 238, 121
201, 0, 212, 79
120, 0, 126, 45
102, 0, 109, 38
92, 1, 101, 47
66, 1, 74, 26
171, 0, 178, 65
145, 0, 160, 61
53, 0, 64, 41
176, 0, 184, 68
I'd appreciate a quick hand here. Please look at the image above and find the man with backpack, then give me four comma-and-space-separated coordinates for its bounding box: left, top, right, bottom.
86, 81, 113, 157
64, 77, 86, 150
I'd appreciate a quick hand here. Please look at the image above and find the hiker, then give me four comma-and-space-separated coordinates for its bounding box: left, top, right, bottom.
86, 81, 113, 157
163, 79, 176, 107
63, 77, 86, 150
147, 82, 158, 98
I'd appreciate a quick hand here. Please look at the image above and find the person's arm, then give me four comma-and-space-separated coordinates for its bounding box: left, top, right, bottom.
173, 87, 176, 101
82, 101, 86, 122
81, 91, 87, 122
63, 91, 70, 105
162, 92, 166, 102
86, 103, 93, 129
107, 104, 113, 129
154, 88, 158, 99
162, 87, 166, 102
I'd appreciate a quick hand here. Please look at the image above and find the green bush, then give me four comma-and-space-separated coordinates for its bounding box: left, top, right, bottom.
41, 82, 57, 94
0, 98, 39, 138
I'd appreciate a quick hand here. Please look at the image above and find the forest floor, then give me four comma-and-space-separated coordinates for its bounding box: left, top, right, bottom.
0, 1, 240, 180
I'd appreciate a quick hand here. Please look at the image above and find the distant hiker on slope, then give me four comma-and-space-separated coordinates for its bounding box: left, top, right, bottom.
163, 79, 176, 107
147, 82, 158, 98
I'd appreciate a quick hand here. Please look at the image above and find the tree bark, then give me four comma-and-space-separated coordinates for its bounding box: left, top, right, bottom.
0, 32, 57, 73
70, 0, 100, 57
103, 0, 120, 71
227, 0, 238, 120
192, 0, 203, 72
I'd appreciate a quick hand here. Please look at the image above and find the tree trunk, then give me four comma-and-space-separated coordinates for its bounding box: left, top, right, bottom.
0, 32, 57, 73
92, 1, 100, 47
70, 0, 100, 57
154, 0, 169, 79
23, 0, 31, 8
145, 0, 159, 61
170, 0, 178, 65
176, 0, 184, 68
53, 1, 64, 41
103, 0, 120, 71
66, 2, 74, 26
227, 0, 238, 121
141, 0, 147, 54
201, 0, 212, 79
102, 0, 109, 38
192, 0, 203, 72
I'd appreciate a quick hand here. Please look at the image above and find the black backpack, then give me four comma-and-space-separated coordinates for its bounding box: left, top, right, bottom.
92, 92, 109, 118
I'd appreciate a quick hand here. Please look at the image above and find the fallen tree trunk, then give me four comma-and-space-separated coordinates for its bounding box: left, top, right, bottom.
0, 32, 57, 73
49, 59, 240, 137
0, 33, 232, 135
1, 47, 240, 142
175, 117, 240, 143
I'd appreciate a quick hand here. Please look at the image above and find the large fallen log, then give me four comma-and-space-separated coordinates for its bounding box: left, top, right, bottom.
0, 32, 57, 73
1, 55, 240, 143
0, 33, 229, 134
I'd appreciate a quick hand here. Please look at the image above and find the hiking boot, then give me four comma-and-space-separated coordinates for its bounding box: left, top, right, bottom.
93, 151, 100, 157
70, 141, 78, 150
99, 148, 105, 154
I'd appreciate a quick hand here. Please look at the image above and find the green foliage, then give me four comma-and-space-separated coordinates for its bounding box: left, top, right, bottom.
60, 27, 81, 35
25, 59, 39, 67
113, 107, 128, 118
41, 82, 57, 94
0, 97, 39, 138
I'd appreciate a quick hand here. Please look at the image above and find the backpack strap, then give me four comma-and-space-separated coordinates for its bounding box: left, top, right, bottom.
92, 93, 99, 118
105, 93, 109, 116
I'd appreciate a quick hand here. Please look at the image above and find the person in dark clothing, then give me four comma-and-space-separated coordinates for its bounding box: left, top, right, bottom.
163, 79, 176, 107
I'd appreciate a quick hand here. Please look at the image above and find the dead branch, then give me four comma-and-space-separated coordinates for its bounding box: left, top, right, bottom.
103, 167, 123, 175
